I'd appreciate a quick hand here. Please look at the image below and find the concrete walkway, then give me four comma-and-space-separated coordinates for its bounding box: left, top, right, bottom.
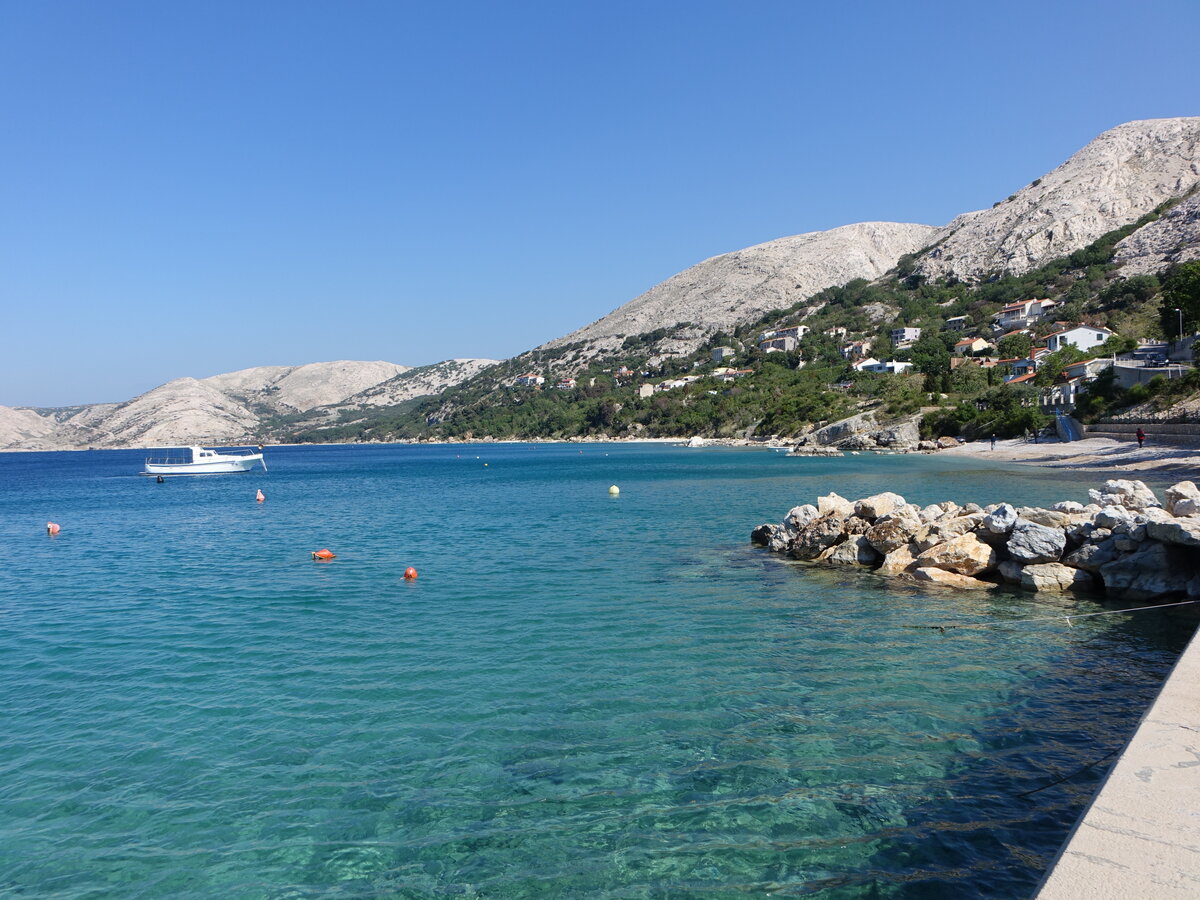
1036, 624, 1200, 899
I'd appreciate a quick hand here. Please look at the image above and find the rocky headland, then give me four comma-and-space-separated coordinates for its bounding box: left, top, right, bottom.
753, 479, 1200, 602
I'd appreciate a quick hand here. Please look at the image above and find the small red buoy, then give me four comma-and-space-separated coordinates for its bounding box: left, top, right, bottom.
403, 567, 418, 580
46, 522, 61, 535
256, 489, 265, 502
312, 549, 336, 560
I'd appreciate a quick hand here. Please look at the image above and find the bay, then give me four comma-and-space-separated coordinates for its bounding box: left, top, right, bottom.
0, 444, 1189, 897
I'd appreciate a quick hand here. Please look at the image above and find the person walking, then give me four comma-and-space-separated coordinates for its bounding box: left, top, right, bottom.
1136, 427, 1145, 449
990, 433, 997, 451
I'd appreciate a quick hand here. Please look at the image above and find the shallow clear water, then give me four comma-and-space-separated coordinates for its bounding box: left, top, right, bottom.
0, 444, 1190, 898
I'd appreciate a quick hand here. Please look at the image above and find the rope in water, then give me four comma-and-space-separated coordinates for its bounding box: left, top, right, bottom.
906, 599, 1200, 632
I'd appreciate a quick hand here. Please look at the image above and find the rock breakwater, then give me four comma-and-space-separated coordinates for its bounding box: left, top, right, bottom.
752, 479, 1200, 601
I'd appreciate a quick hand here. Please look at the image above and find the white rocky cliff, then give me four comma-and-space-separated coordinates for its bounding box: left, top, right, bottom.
917, 117, 1200, 280
540, 222, 939, 358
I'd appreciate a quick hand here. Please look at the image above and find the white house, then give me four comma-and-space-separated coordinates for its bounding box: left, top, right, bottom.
824, 326, 848, 339
945, 316, 970, 332
553, 377, 576, 390
850, 357, 880, 372
890, 327, 922, 346
1043, 325, 1114, 354
862, 359, 914, 375
994, 298, 1057, 331
515, 372, 545, 387
759, 325, 809, 343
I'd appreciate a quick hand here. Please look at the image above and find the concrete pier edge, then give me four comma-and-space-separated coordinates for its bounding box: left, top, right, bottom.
1035, 620, 1200, 898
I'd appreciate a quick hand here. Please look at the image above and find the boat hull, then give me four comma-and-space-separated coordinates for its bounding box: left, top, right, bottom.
142, 453, 263, 476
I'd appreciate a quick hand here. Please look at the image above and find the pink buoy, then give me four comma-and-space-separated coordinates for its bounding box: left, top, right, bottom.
46, 522, 61, 536
256, 489, 265, 502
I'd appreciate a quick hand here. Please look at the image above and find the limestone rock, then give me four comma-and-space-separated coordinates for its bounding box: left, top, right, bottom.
854, 492, 907, 521
818, 535, 880, 566
1165, 481, 1200, 517
1144, 518, 1200, 548
913, 513, 985, 552
936, 436, 958, 449
1063, 538, 1120, 573
1052, 501, 1086, 514
791, 515, 849, 561
911, 567, 999, 591
1020, 563, 1095, 593
997, 560, 1024, 584
878, 543, 919, 575
1088, 479, 1160, 511
785, 505, 820, 531
1100, 543, 1195, 601
915, 533, 998, 576
1007, 519, 1066, 564
751, 524, 779, 547
1016, 507, 1072, 529
982, 504, 1018, 535
866, 515, 920, 555
1095, 505, 1136, 530
817, 493, 854, 518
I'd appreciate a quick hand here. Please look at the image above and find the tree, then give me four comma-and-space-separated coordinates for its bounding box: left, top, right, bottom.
996, 332, 1033, 359
1161, 261, 1200, 337
910, 332, 952, 392
1034, 345, 1087, 387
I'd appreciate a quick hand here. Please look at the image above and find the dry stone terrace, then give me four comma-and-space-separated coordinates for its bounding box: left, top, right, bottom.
752, 479, 1200, 601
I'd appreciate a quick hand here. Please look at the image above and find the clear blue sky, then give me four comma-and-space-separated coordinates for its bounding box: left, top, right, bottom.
2, 0, 1197, 407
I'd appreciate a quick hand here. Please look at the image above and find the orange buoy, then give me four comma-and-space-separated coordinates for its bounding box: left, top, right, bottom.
255, 489, 265, 502
312, 548, 336, 560
46, 522, 61, 535
403, 567, 418, 580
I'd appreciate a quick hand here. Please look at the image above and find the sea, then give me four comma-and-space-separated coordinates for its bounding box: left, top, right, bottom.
0, 443, 1191, 898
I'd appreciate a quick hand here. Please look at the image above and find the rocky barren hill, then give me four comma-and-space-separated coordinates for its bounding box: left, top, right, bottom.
0, 359, 493, 450
918, 117, 1200, 280
539, 222, 939, 359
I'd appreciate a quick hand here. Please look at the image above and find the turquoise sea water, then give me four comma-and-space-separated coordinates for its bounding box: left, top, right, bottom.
0, 443, 1191, 898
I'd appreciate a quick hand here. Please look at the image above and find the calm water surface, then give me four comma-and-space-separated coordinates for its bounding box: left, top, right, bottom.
0, 444, 1190, 898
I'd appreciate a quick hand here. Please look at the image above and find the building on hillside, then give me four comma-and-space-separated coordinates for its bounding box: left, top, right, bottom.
861, 359, 914, 375
945, 316, 970, 332
994, 298, 1057, 332
715, 368, 754, 382
1043, 325, 1114, 354
850, 357, 880, 372
1042, 358, 1114, 407
759, 325, 809, 343
758, 334, 798, 353
615, 366, 634, 377
712, 346, 737, 363
890, 327, 922, 347
823, 326, 848, 339
515, 373, 545, 387
638, 383, 654, 399
841, 339, 873, 360
553, 377, 576, 390
954, 337, 992, 356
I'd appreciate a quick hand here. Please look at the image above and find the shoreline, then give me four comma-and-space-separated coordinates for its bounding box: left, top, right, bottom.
5, 433, 1198, 475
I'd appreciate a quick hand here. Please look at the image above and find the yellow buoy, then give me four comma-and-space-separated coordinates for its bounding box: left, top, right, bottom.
608, 485, 620, 496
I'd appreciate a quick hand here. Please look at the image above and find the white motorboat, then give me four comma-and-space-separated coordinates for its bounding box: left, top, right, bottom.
142, 446, 266, 476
